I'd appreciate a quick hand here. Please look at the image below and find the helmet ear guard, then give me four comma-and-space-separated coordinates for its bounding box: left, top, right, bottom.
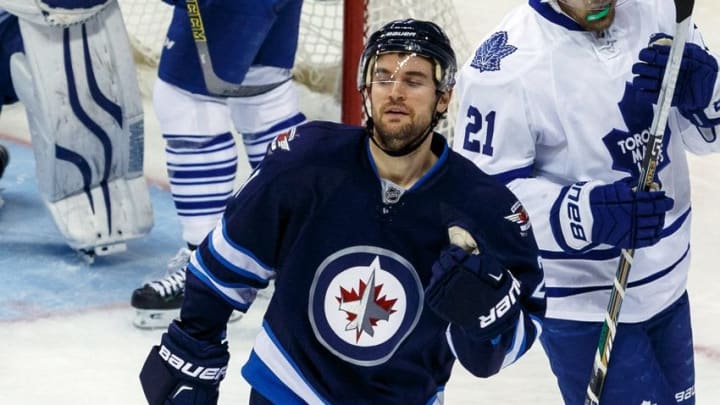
357, 19, 457, 93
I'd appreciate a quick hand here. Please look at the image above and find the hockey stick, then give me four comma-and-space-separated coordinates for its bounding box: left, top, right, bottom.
583, 1, 695, 404
184, 0, 290, 97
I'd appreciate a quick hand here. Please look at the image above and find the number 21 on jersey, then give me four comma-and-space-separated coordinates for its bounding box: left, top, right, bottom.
462, 106, 496, 157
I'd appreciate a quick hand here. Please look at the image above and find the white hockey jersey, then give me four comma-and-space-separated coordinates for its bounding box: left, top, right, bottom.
452, 0, 720, 323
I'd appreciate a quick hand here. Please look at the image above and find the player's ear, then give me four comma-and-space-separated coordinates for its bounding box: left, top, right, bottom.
436, 89, 452, 114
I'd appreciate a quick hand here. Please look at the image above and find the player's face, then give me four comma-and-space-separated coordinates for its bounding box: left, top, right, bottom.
557, 0, 618, 32
368, 53, 449, 153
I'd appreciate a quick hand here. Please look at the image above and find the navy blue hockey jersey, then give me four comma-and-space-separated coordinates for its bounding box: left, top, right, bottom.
185, 121, 545, 404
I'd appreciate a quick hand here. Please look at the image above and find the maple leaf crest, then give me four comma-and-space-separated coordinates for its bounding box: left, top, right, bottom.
602, 82, 671, 182
470, 31, 517, 73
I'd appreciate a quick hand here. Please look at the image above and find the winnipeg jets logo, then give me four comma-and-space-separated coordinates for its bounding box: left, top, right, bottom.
269, 127, 298, 153
714, 99, 720, 112
308, 247, 423, 366
504, 201, 531, 236
337, 258, 398, 342
470, 31, 517, 72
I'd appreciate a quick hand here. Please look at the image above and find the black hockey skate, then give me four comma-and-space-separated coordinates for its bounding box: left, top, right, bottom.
131, 247, 243, 329
131, 247, 191, 329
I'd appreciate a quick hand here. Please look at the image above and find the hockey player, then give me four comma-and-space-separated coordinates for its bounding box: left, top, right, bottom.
130, 0, 308, 329
453, 0, 719, 403
0, 1, 153, 255
138, 19, 546, 404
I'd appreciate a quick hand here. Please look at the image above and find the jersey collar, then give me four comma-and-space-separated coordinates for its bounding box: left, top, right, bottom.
365, 133, 449, 192
529, 0, 586, 31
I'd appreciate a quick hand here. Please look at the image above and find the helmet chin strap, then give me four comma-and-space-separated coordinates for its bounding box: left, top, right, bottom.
362, 92, 443, 157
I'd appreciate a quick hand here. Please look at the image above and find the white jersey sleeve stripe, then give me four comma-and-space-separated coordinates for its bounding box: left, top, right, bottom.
500, 311, 526, 369
186, 258, 255, 310
249, 322, 330, 405
207, 218, 276, 283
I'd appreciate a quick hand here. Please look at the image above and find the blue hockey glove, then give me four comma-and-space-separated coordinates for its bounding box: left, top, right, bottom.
425, 244, 522, 342
139, 320, 229, 405
632, 33, 720, 128
552, 180, 674, 252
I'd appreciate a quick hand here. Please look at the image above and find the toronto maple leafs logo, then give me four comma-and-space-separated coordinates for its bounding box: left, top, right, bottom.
470, 31, 517, 72
308, 247, 423, 366
602, 82, 670, 181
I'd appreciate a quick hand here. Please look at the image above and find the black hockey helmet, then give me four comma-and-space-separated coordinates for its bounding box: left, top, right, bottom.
357, 19, 457, 93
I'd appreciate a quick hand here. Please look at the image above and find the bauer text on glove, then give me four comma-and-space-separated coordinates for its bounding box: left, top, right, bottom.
425, 244, 522, 342
139, 320, 229, 405
551, 179, 674, 252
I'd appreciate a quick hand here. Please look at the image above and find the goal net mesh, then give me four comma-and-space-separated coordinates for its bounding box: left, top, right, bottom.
117, 0, 472, 137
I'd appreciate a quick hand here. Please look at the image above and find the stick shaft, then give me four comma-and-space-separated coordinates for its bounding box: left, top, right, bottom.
583, 1, 694, 403
185, 0, 288, 97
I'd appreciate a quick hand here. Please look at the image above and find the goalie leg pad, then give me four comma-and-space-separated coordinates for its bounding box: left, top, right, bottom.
46, 176, 153, 252
9, 1, 152, 252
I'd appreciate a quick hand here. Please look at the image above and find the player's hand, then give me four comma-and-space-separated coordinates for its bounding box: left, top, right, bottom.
425, 244, 522, 342
589, 179, 674, 249
139, 320, 229, 405
632, 33, 720, 128
553, 179, 674, 252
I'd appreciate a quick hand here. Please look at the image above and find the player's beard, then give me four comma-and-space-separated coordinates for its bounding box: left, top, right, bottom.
372, 106, 434, 153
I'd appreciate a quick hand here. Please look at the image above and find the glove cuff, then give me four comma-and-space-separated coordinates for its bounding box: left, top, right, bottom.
682, 75, 720, 128
550, 180, 603, 252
